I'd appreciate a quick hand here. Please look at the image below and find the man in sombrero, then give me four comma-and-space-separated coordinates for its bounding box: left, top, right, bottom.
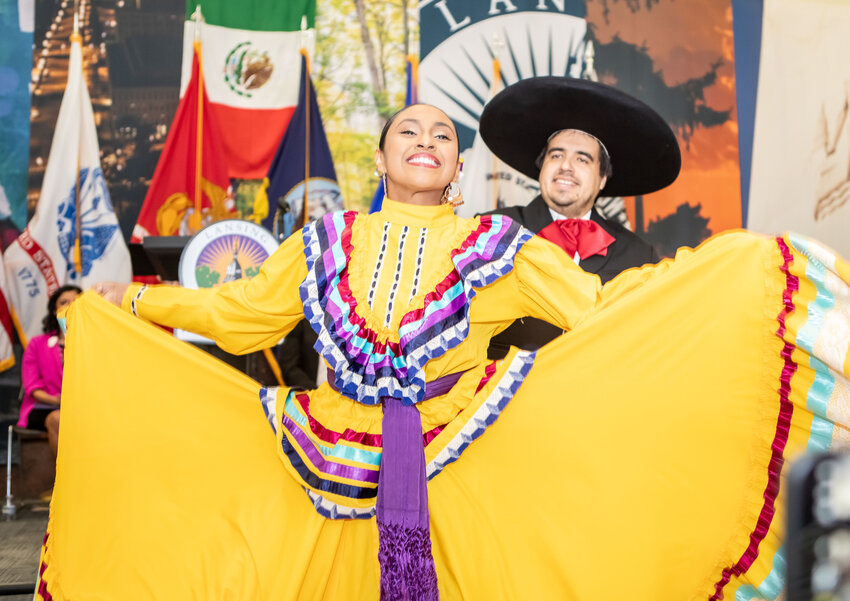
480, 76, 681, 357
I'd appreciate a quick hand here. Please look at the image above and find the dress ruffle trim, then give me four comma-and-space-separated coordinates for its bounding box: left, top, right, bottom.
265, 358, 530, 520
300, 211, 532, 407
709, 236, 798, 600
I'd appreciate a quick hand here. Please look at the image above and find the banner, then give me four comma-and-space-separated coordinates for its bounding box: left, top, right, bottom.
133, 42, 233, 241
419, 0, 742, 255
256, 52, 341, 236
182, 0, 316, 180
0, 0, 33, 231
457, 55, 539, 218
747, 0, 850, 257
5, 34, 131, 343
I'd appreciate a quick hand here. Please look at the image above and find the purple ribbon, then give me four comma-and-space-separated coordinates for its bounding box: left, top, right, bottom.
377, 397, 438, 600
327, 370, 465, 600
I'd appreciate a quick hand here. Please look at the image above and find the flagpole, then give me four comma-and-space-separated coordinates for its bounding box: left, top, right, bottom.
300, 16, 311, 228
407, 54, 419, 104
190, 7, 203, 233
72, 0, 83, 274
489, 34, 504, 212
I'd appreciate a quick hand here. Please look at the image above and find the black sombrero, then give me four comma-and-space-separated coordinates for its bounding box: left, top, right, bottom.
479, 77, 681, 197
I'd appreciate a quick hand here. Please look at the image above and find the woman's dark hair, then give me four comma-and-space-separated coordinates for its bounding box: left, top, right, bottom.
42, 285, 82, 334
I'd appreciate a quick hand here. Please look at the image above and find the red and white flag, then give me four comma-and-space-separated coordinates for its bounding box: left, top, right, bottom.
132, 41, 233, 241
181, 0, 316, 179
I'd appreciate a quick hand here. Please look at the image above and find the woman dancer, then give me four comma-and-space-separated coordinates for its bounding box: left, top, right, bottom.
37, 103, 850, 601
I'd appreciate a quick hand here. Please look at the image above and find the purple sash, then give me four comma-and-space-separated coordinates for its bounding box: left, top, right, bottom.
327, 369, 465, 600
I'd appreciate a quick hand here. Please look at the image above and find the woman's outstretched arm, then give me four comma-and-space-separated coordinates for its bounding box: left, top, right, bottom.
96, 232, 309, 355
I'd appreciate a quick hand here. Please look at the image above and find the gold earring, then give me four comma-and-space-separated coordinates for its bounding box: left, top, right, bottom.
441, 181, 463, 208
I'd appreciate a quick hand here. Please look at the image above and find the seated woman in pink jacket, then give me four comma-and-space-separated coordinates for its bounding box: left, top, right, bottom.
18, 285, 81, 456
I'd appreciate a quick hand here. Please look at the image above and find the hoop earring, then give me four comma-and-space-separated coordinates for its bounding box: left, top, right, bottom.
441, 181, 463, 208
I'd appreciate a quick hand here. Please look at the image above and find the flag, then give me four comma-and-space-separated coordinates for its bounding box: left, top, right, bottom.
255, 51, 341, 235
132, 41, 233, 241
181, 0, 316, 180
370, 55, 419, 214
457, 57, 539, 219
0, 184, 21, 252
0, 253, 15, 372
3, 32, 131, 344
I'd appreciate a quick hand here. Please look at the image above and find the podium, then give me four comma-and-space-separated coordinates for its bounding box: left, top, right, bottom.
128, 238, 279, 386
129, 237, 190, 281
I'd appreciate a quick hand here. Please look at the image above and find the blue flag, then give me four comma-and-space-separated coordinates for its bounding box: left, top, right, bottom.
369, 55, 419, 213
258, 52, 342, 236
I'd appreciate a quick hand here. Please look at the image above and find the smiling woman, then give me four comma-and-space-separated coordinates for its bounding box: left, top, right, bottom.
374, 104, 462, 207
36, 100, 850, 601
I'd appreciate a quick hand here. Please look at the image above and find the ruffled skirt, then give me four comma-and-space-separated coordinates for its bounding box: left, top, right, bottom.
36, 231, 850, 600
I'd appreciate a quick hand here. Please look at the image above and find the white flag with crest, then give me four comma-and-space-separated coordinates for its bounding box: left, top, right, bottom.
457, 57, 539, 219
4, 33, 130, 344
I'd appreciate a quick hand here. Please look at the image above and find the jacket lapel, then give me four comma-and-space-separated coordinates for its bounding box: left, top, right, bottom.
524, 196, 554, 233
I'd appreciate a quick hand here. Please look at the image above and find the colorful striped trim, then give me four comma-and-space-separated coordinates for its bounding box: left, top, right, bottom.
305, 488, 376, 520
263, 358, 523, 520
709, 237, 798, 600
260, 386, 276, 430
300, 212, 532, 407
426, 351, 536, 479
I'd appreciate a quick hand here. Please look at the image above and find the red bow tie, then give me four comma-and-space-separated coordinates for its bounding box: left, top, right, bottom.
538, 219, 615, 260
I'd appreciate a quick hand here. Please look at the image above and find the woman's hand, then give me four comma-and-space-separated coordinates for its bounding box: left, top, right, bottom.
32, 389, 61, 406
92, 282, 129, 307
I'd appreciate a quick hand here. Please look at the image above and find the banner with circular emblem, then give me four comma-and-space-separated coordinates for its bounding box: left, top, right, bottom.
176, 219, 279, 343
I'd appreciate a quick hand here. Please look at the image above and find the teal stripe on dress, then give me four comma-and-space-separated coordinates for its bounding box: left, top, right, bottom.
794, 238, 834, 355
329, 212, 348, 267
807, 356, 836, 452
398, 280, 465, 339
283, 393, 382, 467
732, 544, 786, 600
789, 235, 838, 450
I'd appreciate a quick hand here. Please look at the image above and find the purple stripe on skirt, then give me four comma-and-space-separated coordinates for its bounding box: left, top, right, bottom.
281, 413, 380, 484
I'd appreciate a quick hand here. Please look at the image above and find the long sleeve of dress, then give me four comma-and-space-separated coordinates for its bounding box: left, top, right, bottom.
120, 232, 308, 355
473, 235, 604, 331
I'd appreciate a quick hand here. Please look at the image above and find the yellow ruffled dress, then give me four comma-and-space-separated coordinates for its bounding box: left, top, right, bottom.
36, 198, 850, 600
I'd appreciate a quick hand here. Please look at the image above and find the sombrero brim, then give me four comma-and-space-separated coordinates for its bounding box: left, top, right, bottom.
479, 77, 681, 197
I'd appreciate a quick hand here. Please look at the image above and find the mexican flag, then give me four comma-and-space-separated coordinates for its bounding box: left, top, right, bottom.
182, 0, 316, 180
